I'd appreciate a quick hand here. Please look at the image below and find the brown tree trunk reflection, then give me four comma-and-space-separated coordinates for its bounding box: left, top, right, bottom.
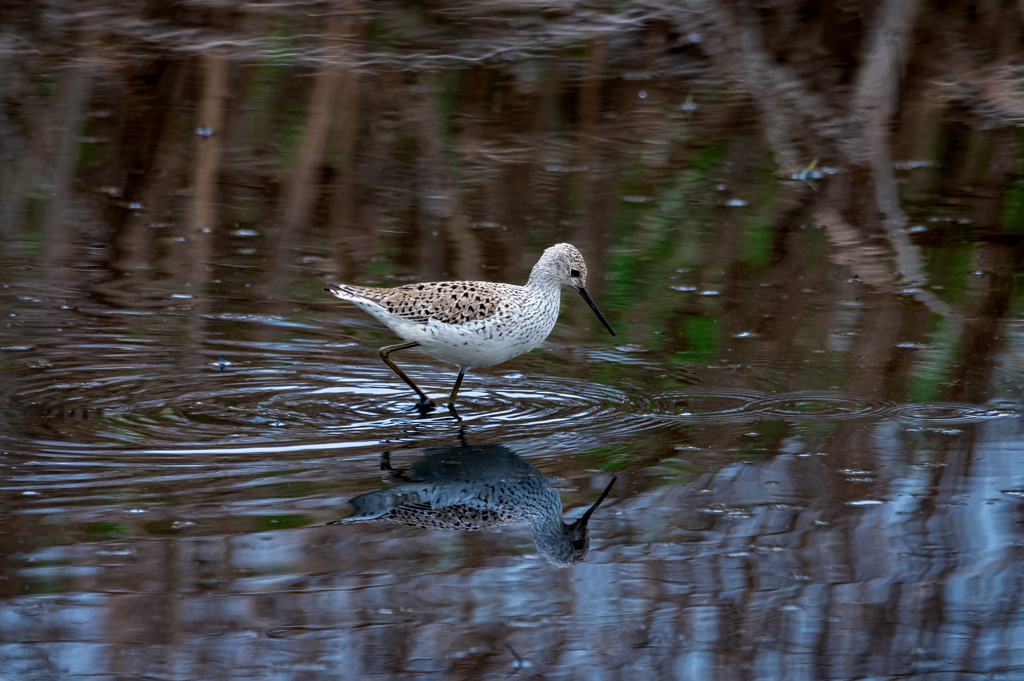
413, 72, 453, 282
272, 17, 361, 290
108, 62, 188, 281
181, 51, 228, 288
328, 18, 366, 282
42, 54, 94, 274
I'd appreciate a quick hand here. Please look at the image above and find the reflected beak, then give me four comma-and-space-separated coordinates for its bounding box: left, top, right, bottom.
579, 477, 617, 527
578, 287, 616, 336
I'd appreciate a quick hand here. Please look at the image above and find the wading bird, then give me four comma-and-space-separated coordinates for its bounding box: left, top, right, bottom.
326, 243, 615, 411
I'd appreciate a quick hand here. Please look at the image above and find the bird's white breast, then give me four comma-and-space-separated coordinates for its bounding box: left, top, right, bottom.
398, 286, 561, 369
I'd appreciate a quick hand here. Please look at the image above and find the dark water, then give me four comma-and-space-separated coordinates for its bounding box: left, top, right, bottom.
4, 1, 1024, 679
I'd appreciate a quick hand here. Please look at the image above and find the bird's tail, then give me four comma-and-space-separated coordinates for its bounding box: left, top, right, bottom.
327, 487, 429, 525
324, 282, 384, 303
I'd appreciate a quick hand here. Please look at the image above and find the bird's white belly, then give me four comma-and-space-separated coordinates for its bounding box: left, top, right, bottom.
397, 307, 559, 369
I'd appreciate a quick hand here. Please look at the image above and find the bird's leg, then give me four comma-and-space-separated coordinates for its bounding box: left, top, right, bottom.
445, 369, 466, 420
448, 369, 466, 405
380, 451, 412, 480
379, 341, 434, 407
380, 451, 394, 481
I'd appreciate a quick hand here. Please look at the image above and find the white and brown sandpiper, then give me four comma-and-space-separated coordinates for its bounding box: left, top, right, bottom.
325, 243, 615, 410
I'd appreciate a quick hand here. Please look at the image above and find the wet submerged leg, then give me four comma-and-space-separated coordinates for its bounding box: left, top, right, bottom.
446, 369, 466, 420
448, 369, 466, 404
379, 451, 413, 481
379, 341, 434, 408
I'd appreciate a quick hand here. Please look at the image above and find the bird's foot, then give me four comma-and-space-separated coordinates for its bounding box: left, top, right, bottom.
446, 403, 462, 421
407, 398, 436, 416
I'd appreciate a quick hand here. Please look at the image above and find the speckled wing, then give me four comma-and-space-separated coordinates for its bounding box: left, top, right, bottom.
329, 281, 517, 325
340, 485, 528, 530
385, 503, 520, 531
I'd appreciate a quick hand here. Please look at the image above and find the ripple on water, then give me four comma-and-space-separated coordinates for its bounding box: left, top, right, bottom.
299, 371, 657, 442
2, 356, 661, 518
889, 402, 1020, 425
645, 388, 765, 422
745, 391, 894, 420
6, 355, 656, 452
14, 344, 1020, 455
446, 375, 656, 438
644, 390, 1019, 425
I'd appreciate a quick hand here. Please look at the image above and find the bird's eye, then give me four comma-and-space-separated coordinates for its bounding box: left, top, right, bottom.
570, 268, 581, 278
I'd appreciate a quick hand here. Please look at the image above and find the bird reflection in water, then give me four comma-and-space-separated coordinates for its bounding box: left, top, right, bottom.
330, 442, 616, 566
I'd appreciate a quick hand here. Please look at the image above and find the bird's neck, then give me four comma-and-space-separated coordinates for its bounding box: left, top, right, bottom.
526, 257, 562, 291
524, 484, 566, 528
524, 276, 562, 316
528, 513, 570, 547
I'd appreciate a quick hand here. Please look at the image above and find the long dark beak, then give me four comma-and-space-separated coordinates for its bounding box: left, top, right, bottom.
578, 287, 615, 336
578, 477, 617, 527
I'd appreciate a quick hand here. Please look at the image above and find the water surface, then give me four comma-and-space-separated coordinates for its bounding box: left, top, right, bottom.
3, 1, 1024, 678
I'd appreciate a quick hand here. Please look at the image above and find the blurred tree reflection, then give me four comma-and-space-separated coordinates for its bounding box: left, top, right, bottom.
0, 0, 1021, 410
2, 3, 1024, 676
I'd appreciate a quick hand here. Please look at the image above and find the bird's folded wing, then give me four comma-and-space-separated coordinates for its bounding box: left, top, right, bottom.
378, 282, 514, 325
328, 281, 516, 325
